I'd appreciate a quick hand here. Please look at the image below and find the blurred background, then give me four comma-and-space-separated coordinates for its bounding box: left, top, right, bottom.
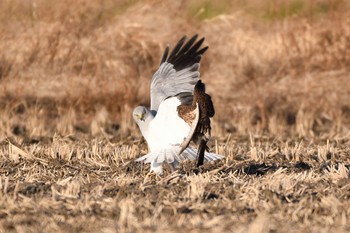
0, 0, 349, 142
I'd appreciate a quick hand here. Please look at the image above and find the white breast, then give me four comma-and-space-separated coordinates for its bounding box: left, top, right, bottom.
147, 97, 190, 151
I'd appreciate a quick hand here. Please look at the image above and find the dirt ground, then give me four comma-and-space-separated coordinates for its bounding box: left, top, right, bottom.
1, 0, 350, 232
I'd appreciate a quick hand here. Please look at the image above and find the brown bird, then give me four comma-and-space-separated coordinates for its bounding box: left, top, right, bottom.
177, 80, 215, 167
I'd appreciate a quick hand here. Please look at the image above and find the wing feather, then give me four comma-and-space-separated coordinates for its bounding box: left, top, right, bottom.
160, 46, 169, 65
176, 34, 198, 56
168, 36, 187, 62
150, 35, 208, 112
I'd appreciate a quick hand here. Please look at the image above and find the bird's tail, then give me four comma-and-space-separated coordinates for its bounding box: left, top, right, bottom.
184, 147, 224, 162
135, 146, 224, 165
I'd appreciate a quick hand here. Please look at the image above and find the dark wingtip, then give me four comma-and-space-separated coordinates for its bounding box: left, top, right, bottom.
160, 46, 170, 65
180, 35, 187, 42
168, 35, 187, 61
164, 34, 208, 70
197, 46, 208, 55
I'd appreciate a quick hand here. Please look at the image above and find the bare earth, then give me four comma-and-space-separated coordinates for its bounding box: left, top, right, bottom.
1, 1, 350, 232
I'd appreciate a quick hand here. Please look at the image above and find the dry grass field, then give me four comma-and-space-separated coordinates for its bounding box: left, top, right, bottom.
1, 0, 350, 232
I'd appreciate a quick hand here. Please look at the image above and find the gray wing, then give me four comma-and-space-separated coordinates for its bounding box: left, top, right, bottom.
150, 35, 208, 112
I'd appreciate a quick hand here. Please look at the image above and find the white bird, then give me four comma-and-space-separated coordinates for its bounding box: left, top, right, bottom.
133, 35, 223, 174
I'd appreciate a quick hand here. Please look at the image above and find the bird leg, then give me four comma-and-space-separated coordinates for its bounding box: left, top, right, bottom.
196, 139, 207, 167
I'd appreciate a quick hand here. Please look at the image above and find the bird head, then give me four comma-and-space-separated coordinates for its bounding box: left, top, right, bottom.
132, 106, 149, 123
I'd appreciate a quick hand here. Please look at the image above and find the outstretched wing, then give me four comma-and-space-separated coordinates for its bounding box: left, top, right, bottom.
150, 35, 208, 112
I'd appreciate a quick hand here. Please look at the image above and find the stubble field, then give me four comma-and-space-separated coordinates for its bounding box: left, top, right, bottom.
1, 0, 350, 232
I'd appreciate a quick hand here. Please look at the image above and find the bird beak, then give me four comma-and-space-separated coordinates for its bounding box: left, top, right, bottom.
134, 114, 144, 121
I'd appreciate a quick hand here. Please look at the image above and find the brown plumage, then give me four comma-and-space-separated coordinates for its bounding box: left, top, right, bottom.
177, 105, 196, 125
177, 80, 215, 167
192, 80, 215, 140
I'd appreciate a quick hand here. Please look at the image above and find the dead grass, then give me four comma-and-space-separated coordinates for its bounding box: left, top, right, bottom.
1, 0, 350, 232
1, 136, 350, 232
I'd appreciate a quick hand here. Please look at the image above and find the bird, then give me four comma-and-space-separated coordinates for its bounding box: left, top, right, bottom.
132, 34, 223, 174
